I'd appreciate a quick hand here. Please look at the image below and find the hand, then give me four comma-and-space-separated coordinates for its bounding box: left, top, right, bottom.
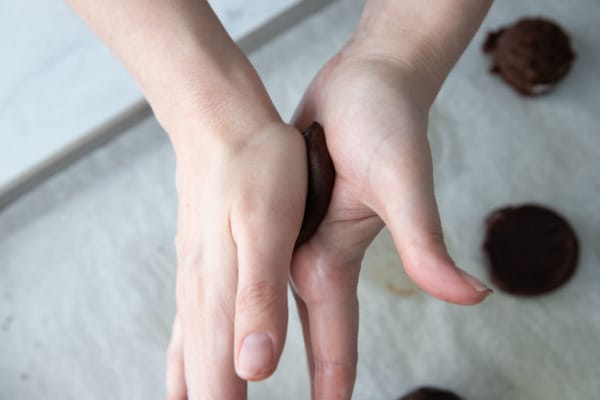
166, 118, 307, 399
289, 44, 491, 398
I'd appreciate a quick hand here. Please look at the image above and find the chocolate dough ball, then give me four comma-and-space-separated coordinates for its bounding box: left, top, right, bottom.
295, 122, 335, 247
483, 17, 575, 95
398, 387, 463, 400
483, 204, 579, 296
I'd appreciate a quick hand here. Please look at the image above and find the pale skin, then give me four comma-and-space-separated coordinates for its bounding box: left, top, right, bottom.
67, 1, 493, 399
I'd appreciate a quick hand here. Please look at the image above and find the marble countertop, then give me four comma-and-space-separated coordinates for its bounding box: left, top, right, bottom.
0, 0, 316, 206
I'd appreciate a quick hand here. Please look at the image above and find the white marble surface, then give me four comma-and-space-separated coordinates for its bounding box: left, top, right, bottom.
2, 0, 600, 399
0, 0, 300, 201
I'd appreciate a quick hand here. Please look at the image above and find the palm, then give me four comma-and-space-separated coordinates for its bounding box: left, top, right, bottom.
293, 55, 432, 264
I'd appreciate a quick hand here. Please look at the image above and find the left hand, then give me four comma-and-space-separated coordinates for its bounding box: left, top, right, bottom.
165, 119, 307, 400
288, 42, 491, 399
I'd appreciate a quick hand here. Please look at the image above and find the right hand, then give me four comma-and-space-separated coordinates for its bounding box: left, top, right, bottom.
165, 117, 307, 399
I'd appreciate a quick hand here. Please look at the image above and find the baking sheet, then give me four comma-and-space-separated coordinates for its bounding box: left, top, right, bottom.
1, 0, 599, 399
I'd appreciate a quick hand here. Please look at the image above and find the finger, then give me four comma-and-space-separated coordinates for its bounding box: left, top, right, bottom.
166, 315, 187, 400
291, 290, 315, 384
291, 246, 360, 400
370, 133, 492, 305
231, 207, 298, 381
176, 230, 246, 399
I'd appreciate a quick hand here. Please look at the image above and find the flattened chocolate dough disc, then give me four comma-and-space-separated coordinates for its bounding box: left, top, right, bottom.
483, 17, 575, 95
398, 387, 463, 400
483, 205, 579, 296
295, 122, 335, 248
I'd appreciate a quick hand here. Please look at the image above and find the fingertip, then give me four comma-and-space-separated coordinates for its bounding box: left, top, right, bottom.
444, 266, 493, 305
402, 248, 492, 305
457, 269, 493, 299
236, 332, 276, 381
381, 211, 491, 305
383, 212, 492, 305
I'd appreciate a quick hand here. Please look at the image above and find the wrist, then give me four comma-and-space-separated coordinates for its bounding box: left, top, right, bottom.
342, 32, 441, 107
165, 97, 282, 164
347, 0, 492, 102
143, 53, 282, 157
69, 0, 282, 152
346, 2, 448, 103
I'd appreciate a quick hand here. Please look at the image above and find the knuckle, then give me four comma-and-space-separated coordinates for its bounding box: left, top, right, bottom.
405, 225, 447, 255
290, 253, 325, 303
208, 294, 236, 325
427, 227, 446, 248
314, 355, 357, 387
233, 196, 264, 229
415, 224, 445, 247
291, 256, 359, 306
236, 280, 282, 314
409, 226, 453, 263
290, 267, 319, 304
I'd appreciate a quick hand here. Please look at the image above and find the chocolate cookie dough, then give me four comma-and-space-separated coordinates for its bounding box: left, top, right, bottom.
483, 17, 575, 95
296, 122, 335, 247
483, 204, 579, 296
398, 387, 463, 400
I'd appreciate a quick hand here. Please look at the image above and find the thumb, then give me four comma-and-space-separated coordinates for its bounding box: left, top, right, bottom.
371, 139, 491, 305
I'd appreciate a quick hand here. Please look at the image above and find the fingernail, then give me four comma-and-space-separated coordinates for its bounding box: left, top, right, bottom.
458, 270, 493, 294
237, 333, 273, 379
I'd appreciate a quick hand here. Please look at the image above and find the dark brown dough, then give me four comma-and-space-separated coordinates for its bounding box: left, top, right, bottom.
483, 17, 575, 95
295, 122, 335, 248
483, 204, 579, 296
398, 387, 463, 400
